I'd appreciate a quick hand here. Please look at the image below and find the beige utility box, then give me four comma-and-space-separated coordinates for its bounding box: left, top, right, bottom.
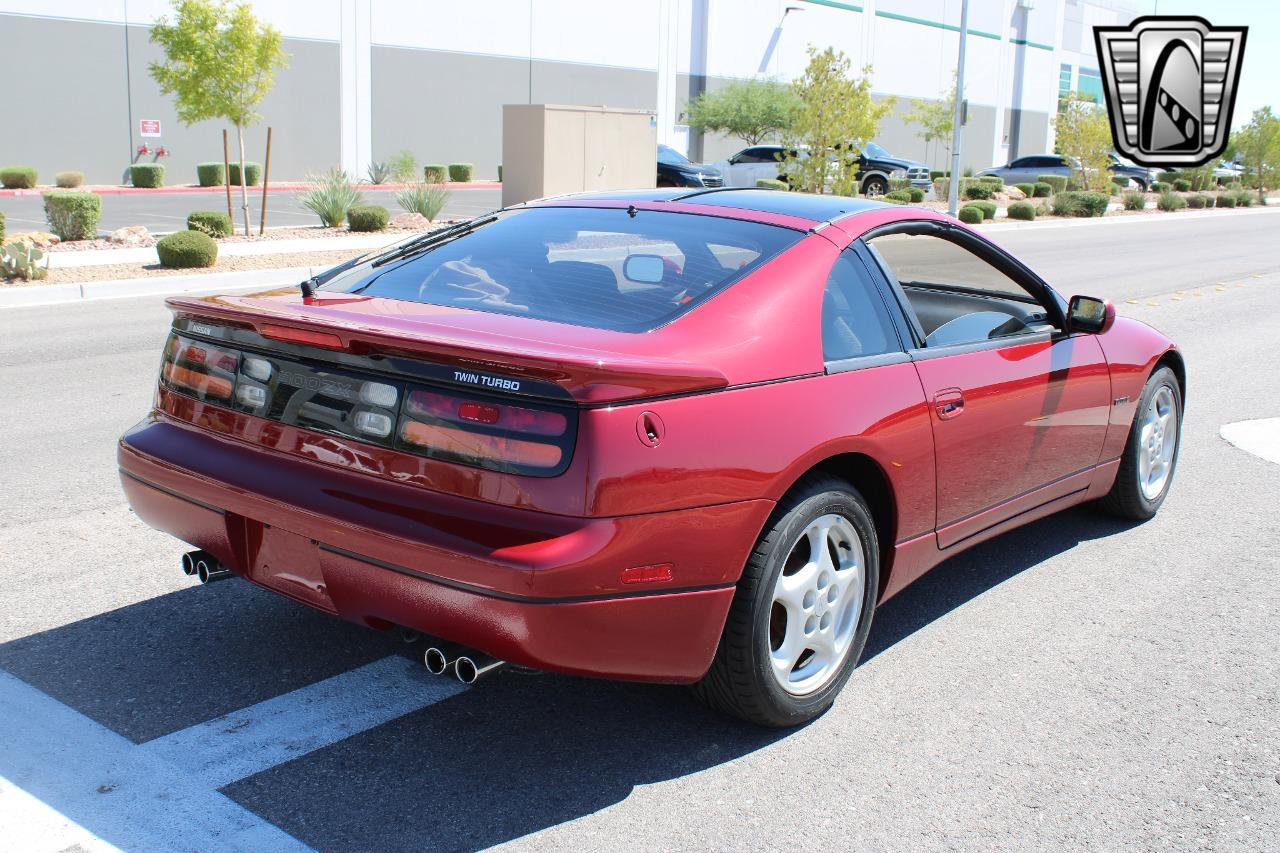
501, 104, 656, 207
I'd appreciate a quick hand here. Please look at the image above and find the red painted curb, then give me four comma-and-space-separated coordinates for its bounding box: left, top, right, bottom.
0, 181, 501, 198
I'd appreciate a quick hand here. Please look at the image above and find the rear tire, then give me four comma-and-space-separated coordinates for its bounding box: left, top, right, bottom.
692, 474, 879, 727
861, 175, 889, 197
1097, 366, 1182, 519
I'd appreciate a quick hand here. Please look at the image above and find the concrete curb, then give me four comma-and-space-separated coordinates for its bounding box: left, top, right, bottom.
982, 202, 1280, 231
0, 181, 501, 198
0, 266, 316, 309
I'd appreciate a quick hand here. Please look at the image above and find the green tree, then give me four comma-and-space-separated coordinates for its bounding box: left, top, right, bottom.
903, 74, 956, 163
1054, 93, 1112, 192
150, 0, 289, 236
685, 79, 800, 146
1232, 106, 1280, 197
781, 47, 894, 195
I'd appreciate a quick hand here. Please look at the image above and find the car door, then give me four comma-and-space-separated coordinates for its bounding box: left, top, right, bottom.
859, 224, 1111, 549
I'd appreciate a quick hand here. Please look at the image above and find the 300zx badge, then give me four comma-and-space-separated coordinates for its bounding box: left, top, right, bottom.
279, 370, 359, 401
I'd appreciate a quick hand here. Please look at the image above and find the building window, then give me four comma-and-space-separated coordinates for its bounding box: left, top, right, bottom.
1077, 67, 1104, 104
1059, 64, 1073, 100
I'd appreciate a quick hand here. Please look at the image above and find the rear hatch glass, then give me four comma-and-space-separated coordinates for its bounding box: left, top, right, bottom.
320, 207, 803, 332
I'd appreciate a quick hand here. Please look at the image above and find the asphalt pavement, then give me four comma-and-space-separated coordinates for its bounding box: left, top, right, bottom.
0, 187, 502, 235
0, 212, 1277, 850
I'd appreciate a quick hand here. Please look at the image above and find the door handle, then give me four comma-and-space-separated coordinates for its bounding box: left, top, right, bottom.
934, 389, 965, 420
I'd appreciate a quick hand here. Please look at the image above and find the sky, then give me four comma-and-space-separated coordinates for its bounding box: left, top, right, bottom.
1151, 0, 1278, 129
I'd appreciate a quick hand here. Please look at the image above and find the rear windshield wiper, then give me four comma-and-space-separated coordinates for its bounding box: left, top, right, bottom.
299, 213, 500, 298
369, 213, 500, 268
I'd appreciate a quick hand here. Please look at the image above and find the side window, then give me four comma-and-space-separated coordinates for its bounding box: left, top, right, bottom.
1032, 155, 1067, 168
736, 148, 766, 164
866, 234, 1053, 349
821, 252, 900, 362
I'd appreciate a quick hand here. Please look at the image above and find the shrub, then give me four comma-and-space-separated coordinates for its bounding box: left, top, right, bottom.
187, 210, 233, 237
962, 182, 993, 200
447, 163, 474, 182
423, 164, 448, 183
1157, 191, 1187, 211
968, 200, 997, 220
1172, 178, 1191, 192
1032, 181, 1053, 197
1064, 190, 1109, 217
1014, 182, 1035, 197
0, 211, 4, 244
1037, 174, 1068, 193
884, 190, 912, 203
1151, 181, 1171, 193
929, 170, 946, 181
907, 186, 925, 203
43, 191, 101, 240
1186, 193, 1209, 209
0, 242, 47, 281
366, 161, 393, 184
1006, 201, 1036, 220
756, 178, 788, 190
196, 162, 227, 187
156, 229, 218, 268
1231, 189, 1254, 207
388, 150, 417, 182
299, 169, 363, 226
347, 205, 390, 232
1216, 192, 1237, 208
977, 175, 1003, 189
0, 166, 38, 189
130, 163, 165, 188
395, 182, 451, 221
497, 163, 503, 182
957, 205, 985, 224
1121, 190, 1146, 211
1201, 194, 1215, 208
228, 161, 262, 187
56, 171, 84, 189
1050, 193, 1078, 216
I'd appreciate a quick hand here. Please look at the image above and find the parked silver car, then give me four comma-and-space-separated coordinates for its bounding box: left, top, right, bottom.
978, 152, 1154, 190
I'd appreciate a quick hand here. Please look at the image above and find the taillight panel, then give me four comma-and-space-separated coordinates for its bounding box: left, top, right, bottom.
158, 331, 577, 477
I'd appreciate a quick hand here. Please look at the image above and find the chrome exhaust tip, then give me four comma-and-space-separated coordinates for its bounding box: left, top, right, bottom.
195, 557, 231, 584
181, 551, 202, 576
455, 653, 505, 684
423, 644, 458, 676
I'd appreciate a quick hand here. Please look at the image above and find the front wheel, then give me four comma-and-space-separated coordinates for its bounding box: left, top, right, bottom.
861, 175, 888, 197
1097, 366, 1183, 519
692, 475, 879, 727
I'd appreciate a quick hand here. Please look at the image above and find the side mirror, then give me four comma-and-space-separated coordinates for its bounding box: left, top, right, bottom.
623, 253, 666, 284
1068, 294, 1116, 334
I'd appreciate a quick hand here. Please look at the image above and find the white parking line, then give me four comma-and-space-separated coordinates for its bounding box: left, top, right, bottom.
140, 655, 465, 788
0, 670, 309, 851
0, 655, 466, 850
1220, 418, 1280, 465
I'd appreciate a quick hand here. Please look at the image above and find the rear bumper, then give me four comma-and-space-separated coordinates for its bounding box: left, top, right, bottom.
118, 414, 772, 682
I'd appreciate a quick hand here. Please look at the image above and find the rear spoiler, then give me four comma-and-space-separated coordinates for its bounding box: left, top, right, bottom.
166, 293, 728, 405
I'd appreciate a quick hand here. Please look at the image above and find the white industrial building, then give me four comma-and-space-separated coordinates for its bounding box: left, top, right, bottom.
0, 0, 1149, 184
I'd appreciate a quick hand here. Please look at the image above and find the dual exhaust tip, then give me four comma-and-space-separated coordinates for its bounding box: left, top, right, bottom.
180, 550, 503, 683
423, 643, 504, 684
181, 550, 231, 584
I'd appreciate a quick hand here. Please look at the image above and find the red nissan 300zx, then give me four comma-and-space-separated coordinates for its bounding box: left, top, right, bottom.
119, 189, 1183, 726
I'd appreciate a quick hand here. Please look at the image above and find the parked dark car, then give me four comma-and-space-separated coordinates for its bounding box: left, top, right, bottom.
657, 144, 723, 188
709, 142, 930, 195
978, 153, 1154, 190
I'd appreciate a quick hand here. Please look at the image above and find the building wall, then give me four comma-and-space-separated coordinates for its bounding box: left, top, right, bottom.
0, 0, 1147, 186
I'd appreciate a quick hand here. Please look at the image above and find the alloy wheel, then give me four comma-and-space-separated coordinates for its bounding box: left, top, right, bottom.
1138, 384, 1178, 501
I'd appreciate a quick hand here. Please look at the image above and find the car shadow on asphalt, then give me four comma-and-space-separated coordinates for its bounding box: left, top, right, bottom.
0, 505, 1139, 851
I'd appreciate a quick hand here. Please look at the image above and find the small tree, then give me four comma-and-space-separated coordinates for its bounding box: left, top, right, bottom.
685, 79, 800, 147
781, 48, 894, 195
1233, 106, 1280, 197
150, 0, 289, 236
1054, 93, 1112, 192
903, 74, 956, 164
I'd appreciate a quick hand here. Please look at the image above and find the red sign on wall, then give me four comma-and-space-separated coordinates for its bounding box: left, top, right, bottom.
139, 119, 162, 138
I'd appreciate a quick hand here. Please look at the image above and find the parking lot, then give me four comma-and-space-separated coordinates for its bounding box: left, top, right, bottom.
1, 210, 1277, 850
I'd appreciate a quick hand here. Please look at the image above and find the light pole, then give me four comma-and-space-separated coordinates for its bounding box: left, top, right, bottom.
946, 0, 970, 216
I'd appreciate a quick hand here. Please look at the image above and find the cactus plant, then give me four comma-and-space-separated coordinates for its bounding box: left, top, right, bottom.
1, 242, 49, 280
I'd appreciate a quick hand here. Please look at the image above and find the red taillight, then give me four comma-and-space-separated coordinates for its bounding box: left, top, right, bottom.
162, 334, 238, 402
400, 420, 563, 469
163, 363, 233, 400
406, 391, 567, 436
260, 324, 345, 350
